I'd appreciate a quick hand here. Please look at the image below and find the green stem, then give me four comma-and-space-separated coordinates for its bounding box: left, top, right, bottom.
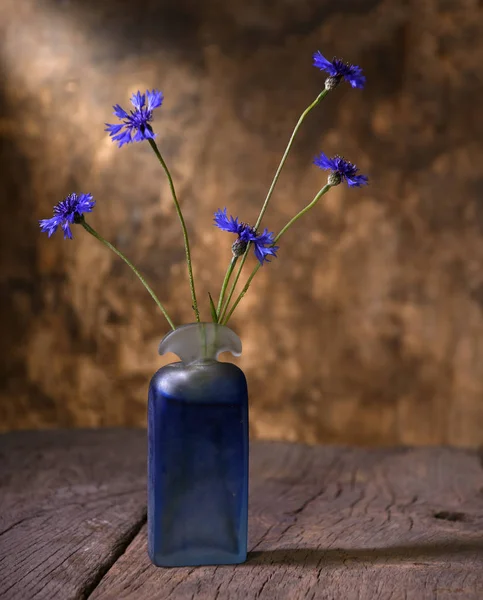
221, 264, 261, 326
222, 185, 332, 325
148, 138, 200, 322
273, 184, 331, 243
218, 245, 248, 323
81, 220, 176, 330
219, 89, 330, 323
217, 256, 237, 317
254, 89, 329, 231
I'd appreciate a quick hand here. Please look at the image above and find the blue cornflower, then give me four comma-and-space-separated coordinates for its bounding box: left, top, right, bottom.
214, 208, 279, 265
313, 51, 365, 90
314, 152, 368, 187
105, 89, 163, 147
39, 193, 95, 239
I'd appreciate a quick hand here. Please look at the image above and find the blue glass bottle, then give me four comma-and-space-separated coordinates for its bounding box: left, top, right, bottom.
148, 323, 248, 567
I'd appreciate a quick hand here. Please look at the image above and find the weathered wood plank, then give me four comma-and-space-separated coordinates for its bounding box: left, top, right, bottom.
90, 443, 483, 600
0, 429, 147, 600
1, 432, 483, 599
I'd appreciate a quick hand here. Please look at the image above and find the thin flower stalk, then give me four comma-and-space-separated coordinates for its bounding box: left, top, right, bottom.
217, 256, 238, 318
273, 184, 331, 243
255, 89, 330, 232
81, 220, 176, 330
147, 138, 200, 323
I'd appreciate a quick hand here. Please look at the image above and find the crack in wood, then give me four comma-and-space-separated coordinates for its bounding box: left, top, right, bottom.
433, 511, 469, 523
166, 567, 197, 597
250, 523, 276, 552
288, 485, 327, 516
32, 532, 95, 597
0, 516, 32, 538
81, 510, 147, 600
212, 573, 224, 600
0, 488, 145, 539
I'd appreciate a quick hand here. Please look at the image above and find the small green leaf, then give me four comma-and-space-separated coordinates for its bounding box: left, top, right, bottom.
208, 292, 218, 323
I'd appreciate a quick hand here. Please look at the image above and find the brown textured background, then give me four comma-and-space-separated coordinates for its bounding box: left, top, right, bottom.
1, 0, 483, 446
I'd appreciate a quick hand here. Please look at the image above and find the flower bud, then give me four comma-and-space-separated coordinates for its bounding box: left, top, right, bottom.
325, 75, 342, 91
328, 172, 342, 186
232, 238, 248, 257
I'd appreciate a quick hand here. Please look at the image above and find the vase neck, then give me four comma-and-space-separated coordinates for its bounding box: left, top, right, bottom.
158, 323, 242, 365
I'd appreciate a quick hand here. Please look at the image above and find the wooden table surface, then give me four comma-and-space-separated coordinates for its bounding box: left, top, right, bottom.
0, 430, 482, 599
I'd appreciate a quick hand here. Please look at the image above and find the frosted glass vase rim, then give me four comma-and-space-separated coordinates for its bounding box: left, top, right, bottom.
158, 322, 242, 364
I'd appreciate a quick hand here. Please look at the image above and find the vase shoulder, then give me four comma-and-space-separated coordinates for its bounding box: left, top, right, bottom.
150, 360, 247, 403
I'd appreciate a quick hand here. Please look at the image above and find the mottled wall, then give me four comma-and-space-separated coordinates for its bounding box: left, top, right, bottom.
1, 0, 483, 446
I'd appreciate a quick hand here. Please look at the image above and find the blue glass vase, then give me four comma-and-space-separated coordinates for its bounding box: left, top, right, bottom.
148, 323, 249, 567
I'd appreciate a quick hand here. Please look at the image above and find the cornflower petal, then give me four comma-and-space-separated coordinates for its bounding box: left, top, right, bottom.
250, 228, 278, 265
62, 222, 73, 239
346, 174, 369, 187
214, 208, 243, 234
113, 104, 129, 119
131, 91, 145, 110
253, 243, 279, 265
105, 123, 124, 135
147, 90, 164, 110
39, 217, 61, 237
313, 51, 338, 75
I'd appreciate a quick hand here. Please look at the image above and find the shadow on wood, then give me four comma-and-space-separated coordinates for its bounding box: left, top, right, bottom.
248, 540, 483, 566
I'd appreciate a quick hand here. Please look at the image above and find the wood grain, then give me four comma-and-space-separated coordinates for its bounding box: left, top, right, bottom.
1, 430, 482, 599
0, 430, 147, 600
